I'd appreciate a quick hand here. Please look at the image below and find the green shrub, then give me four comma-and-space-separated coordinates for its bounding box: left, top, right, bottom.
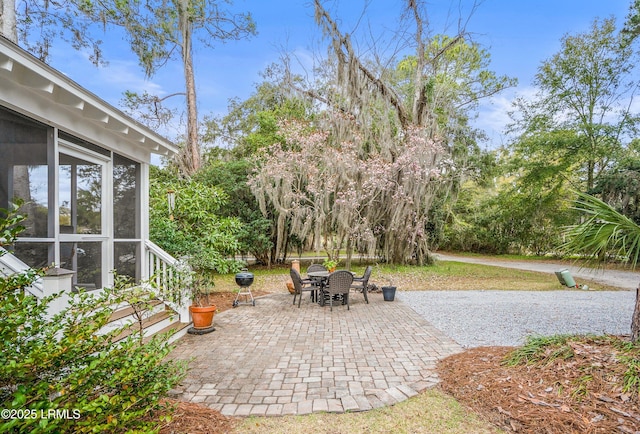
0, 205, 186, 433
149, 167, 244, 274
502, 334, 576, 366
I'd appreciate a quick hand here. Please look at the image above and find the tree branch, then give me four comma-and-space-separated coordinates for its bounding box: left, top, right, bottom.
314, 0, 409, 130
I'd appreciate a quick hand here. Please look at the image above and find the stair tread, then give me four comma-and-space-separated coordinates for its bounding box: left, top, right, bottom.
112, 310, 173, 342
109, 300, 163, 323
143, 321, 192, 344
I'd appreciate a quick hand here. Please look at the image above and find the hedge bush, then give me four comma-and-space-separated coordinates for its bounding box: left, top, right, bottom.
0, 204, 187, 433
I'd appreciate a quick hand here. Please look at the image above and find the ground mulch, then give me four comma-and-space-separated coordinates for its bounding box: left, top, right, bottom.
201, 289, 271, 314
158, 399, 238, 434
437, 338, 640, 433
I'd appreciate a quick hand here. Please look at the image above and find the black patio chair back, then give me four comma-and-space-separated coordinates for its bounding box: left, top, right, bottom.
307, 264, 327, 273
350, 265, 372, 304
325, 270, 354, 311
290, 268, 316, 308
305, 264, 326, 291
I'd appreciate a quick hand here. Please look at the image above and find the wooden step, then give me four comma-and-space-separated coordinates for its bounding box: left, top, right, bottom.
112, 309, 172, 343
144, 320, 192, 344
109, 300, 163, 323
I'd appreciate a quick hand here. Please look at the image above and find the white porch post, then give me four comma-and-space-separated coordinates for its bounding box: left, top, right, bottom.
140, 163, 150, 281
42, 267, 75, 318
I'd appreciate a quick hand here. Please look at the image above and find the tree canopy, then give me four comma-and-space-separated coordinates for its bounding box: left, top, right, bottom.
509, 17, 639, 191
1, 0, 256, 177
4, 0, 640, 265
77, 0, 256, 176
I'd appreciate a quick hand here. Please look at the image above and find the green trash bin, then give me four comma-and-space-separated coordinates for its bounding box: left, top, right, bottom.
554, 270, 566, 285
555, 269, 576, 288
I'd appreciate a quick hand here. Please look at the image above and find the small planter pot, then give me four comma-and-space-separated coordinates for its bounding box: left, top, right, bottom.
382, 286, 396, 301
190, 305, 216, 329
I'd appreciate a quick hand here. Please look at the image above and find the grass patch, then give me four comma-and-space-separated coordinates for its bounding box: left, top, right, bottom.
211, 259, 621, 293
234, 388, 502, 434
503, 334, 578, 366
376, 261, 563, 291
618, 354, 640, 394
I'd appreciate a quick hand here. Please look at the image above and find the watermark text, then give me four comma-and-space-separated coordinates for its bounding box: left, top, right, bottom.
1, 408, 81, 420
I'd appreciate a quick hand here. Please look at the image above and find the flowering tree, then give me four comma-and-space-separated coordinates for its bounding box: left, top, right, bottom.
249, 115, 448, 265
250, 1, 512, 264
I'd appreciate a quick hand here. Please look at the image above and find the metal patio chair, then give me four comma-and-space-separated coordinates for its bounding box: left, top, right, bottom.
290, 268, 316, 308
306, 263, 327, 293
306, 264, 327, 273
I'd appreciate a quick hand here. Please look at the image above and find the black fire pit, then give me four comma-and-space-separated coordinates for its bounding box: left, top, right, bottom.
233, 269, 255, 307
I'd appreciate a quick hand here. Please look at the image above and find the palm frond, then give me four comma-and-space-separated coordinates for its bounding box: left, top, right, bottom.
562, 191, 640, 269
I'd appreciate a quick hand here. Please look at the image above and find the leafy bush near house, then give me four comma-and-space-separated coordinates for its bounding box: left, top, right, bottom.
149, 166, 244, 274
195, 157, 274, 266
0, 205, 186, 433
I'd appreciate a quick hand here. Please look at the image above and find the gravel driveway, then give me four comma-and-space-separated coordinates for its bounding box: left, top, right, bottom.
399, 290, 634, 348
398, 255, 638, 348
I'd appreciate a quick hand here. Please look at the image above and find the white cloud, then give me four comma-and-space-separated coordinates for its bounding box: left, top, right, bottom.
95, 59, 166, 97
53, 47, 168, 108
475, 86, 538, 147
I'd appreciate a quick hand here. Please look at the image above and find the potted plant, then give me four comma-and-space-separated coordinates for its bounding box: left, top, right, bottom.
322, 258, 338, 272
188, 272, 217, 329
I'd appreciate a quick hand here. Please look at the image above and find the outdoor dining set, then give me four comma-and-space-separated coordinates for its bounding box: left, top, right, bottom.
289, 264, 372, 311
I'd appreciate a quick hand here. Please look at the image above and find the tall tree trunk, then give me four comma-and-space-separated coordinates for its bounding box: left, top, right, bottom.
409, 0, 426, 125
179, 0, 200, 176
0, 0, 17, 42
587, 159, 595, 191
632, 285, 640, 342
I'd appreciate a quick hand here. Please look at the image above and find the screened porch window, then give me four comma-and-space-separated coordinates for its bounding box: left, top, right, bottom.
58, 153, 103, 235
0, 107, 53, 268
113, 154, 141, 281
1, 105, 144, 289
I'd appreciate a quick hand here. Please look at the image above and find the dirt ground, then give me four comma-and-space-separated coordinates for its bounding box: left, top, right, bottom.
158, 291, 640, 434
201, 289, 271, 314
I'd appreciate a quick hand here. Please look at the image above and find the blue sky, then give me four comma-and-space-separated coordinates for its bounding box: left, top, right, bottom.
47, 0, 633, 147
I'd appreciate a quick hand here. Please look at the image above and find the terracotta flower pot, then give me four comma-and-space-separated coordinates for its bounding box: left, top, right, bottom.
190, 305, 216, 329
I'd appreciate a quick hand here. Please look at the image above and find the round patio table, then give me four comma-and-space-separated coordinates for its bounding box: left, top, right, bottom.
307, 271, 330, 305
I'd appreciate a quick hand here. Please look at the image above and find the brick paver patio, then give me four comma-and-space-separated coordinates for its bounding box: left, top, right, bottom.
167, 291, 462, 416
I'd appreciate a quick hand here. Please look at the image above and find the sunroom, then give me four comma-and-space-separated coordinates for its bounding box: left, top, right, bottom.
0, 35, 180, 301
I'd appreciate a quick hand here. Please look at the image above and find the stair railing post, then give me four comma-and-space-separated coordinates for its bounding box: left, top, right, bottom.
42, 268, 75, 320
